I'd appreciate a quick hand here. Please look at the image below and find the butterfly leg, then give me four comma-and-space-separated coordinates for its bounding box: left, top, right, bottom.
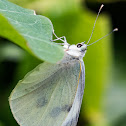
52, 36, 66, 42
51, 29, 70, 49
52, 29, 68, 43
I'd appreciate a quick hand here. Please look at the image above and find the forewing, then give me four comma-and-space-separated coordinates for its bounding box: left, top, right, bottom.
9, 60, 84, 126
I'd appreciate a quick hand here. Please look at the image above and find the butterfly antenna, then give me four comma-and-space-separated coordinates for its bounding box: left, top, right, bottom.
87, 4, 104, 45
87, 28, 118, 46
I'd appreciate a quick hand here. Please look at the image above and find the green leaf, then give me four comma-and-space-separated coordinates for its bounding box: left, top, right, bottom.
0, 0, 64, 63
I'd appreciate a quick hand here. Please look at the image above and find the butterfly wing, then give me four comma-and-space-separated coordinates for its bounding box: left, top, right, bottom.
9, 58, 85, 126
62, 60, 85, 126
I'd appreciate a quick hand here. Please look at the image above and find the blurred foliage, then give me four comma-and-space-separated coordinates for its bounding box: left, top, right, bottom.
0, 0, 126, 126
86, 0, 126, 3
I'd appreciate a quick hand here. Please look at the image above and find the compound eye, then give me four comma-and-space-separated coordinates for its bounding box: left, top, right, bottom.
77, 43, 83, 48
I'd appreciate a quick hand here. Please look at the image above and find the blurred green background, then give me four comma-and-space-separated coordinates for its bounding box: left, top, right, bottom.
0, 0, 126, 126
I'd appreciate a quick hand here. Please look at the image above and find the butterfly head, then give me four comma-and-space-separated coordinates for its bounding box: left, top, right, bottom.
64, 42, 87, 59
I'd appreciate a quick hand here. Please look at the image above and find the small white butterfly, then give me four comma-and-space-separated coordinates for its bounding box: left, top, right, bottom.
9, 4, 118, 126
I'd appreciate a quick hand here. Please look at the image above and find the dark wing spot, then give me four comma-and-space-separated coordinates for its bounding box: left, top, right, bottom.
50, 107, 61, 118
62, 105, 72, 112
36, 97, 48, 108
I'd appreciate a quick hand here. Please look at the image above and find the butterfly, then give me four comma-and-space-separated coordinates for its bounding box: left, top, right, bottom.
9, 4, 118, 126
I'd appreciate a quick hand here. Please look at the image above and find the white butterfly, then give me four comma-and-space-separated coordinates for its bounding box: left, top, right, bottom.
9, 4, 118, 126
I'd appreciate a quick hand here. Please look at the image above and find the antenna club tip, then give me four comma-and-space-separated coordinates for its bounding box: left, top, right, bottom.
101, 4, 104, 7
100, 4, 104, 11
113, 28, 118, 31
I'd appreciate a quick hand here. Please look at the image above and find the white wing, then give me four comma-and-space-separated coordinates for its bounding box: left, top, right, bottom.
9, 55, 85, 126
